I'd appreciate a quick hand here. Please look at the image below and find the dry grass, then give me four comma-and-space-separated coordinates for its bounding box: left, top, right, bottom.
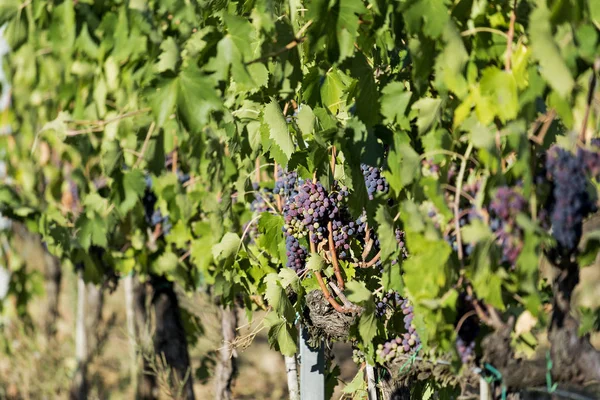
0, 266, 359, 400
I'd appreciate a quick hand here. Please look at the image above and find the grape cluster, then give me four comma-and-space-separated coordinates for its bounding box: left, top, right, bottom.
361, 164, 389, 200
443, 211, 476, 257
285, 234, 308, 272
376, 298, 421, 363
352, 349, 366, 365
400, 299, 421, 350
394, 229, 409, 261
456, 337, 476, 364
251, 186, 275, 214
421, 158, 440, 177
274, 169, 299, 198
283, 179, 333, 244
577, 139, 600, 180
489, 186, 527, 266
375, 290, 402, 318
545, 146, 596, 252
331, 209, 356, 259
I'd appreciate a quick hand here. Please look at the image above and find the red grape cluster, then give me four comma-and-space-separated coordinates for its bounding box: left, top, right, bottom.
274, 169, 299, 198
577, 139, 600, 180
361, 163, 389, 200
376, 298, 421, 363
455, 337, 475, 364
283, 179, 333, 243
545, 146, 596, 252
375, 290, 402, 318
285, 234, 308, 272
489, 186, 527, 266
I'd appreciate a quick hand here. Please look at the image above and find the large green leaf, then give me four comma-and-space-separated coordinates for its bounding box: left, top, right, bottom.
263, 99, 294, 163
529, 2, 574, 97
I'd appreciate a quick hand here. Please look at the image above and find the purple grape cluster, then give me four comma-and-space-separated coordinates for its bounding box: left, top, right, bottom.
282, 179, 335, 243
395, 229, 409, 261
377, 298, 421, 363
375, 290, 402, 318
443, 211, 476, 257
331, 206, 356, 259
545, 146, 596, 252
489, 186, 527, 266
361, 164, 389, 200
577, 139, 600, 180
274, 169, 299, 198
456, 337, 475, 364
251, 187, 275, 214
285, 234, 308, 272
400, 299, 420, 349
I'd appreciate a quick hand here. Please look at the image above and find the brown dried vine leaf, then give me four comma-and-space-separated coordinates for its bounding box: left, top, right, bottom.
515, 310, 537, 337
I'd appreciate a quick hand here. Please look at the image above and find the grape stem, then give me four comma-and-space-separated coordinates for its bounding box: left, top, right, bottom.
327, 221, 345, 290
330, 145, 337, 177
453, 143, 473, 267
529, 109, 556, 145
310, 240, 349, 314
360, 250, 381, 268
65, 108, 151, 136
133, 122, 156, 168
314, 271, 348, 313
273, 161, 283, 212
466, 285, 505, 329
362, 237, 374, 262
328, 282, 361, 313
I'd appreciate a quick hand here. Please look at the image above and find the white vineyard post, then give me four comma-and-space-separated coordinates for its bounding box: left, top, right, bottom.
366, 364, 378, 400
299, 325, 325, 400
479, 376, 491, 400
285, 355, 300, 400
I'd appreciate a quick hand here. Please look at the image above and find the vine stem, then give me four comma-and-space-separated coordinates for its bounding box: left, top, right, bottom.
310, 240, 347, 313
330, 145, 337, 177
360, 250, 381, 268
453, 143, 473, 267
133, 122, 156, 168
327, 221, 345, 290
505, 0, 518, 72
441, 184, 475, 203
255, 157, 261, 184
274, 161, 283, 212
328, 282, 361, 312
